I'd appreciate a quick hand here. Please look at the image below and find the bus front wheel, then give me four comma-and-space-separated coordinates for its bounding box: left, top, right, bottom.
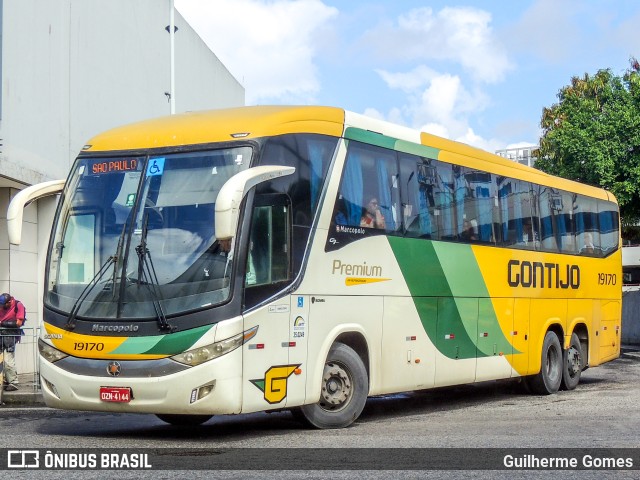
561, 332, 583, 391
528, 331, 563, 395
155, 414, 212, 426
298, 342, 368, 429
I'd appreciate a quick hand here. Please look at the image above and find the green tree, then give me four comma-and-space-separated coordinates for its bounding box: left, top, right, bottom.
536, 58, 640, 226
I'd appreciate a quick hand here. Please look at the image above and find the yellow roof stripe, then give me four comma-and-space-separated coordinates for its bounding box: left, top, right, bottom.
86, 106, 345, 152
421, 132, 612, 200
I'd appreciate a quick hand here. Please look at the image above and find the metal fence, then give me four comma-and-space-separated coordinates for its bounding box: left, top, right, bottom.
1, 326, 40, 391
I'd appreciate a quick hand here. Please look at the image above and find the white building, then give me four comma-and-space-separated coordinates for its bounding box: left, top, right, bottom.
495, 146, 538, 168
0, 0, 244, 376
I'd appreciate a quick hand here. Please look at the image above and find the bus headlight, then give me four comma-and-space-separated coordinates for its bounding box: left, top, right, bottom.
38, 339, 69, 363
171, 326, 258, 367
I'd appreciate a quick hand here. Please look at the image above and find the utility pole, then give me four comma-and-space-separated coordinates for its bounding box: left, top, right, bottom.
169, 0, 176, 114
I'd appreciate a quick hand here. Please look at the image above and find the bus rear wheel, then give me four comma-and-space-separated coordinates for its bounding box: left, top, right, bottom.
155, 414, 212, 426
528, 331, 563, 395
297, 342, 368, 429
561, 332, 583, 391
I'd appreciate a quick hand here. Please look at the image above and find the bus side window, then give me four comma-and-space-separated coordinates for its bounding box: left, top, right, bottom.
498, 177, 532, 248
399, 154, 435, 239
598, 200, 619, 255
334, 141, 400, 232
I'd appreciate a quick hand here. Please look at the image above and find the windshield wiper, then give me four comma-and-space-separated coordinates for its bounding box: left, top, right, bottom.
65, 222, 128, 331
64, 255, 116, 331
135, 212, 175, 332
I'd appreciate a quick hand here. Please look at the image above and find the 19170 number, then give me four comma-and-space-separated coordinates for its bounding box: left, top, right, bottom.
74, 342, 105, 351
598, 273, 617, 286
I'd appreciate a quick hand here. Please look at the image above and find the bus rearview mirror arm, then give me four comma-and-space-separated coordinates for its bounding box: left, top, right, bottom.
7, 179, 66, 245
215, 166, 295, 240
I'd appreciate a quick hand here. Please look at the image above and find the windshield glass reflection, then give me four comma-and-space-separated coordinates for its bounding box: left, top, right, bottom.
45, 147, 252, 319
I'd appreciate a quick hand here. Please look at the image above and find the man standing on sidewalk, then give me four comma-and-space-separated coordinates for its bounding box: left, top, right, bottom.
0, 293, 26, 391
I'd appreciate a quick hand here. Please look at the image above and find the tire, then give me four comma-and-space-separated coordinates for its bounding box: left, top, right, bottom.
155, 414, 212, 426
528, 331, 563, 395
298, 342, 368, 429
561, 332, 583, 391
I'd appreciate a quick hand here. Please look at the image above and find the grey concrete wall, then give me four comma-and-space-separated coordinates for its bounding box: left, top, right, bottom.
0, 187, 39, 375
1, 0, 244, 184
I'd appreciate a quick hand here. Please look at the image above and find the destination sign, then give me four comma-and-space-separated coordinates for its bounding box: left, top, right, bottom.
91, 159, 139, 174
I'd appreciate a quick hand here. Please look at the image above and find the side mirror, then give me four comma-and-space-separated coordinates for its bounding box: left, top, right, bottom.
215, 166, 295, 240
7, 179, 65, 245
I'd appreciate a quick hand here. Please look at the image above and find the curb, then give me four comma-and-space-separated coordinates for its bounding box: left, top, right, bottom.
0, 372, 45, 408
1, 388, 44, 407
622, 349, 640, 360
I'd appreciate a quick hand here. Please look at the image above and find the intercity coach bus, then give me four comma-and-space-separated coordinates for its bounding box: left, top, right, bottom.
7, 106, 621, 428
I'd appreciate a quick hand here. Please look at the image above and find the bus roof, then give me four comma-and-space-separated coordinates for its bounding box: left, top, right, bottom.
84, 105, 615, 203
85, 106, 346, 152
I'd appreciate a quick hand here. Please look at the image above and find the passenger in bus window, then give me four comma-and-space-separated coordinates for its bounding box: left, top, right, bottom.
360, 198, 386, 229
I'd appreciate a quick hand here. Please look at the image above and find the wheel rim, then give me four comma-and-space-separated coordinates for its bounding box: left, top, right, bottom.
566, 346, 581, 378
546, 344, 561, 381
319, 361, 353, 412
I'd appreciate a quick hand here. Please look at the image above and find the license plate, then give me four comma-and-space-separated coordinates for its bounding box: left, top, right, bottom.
100, 387, 132, 403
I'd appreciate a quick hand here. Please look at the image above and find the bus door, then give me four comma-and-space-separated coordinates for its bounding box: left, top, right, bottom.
241, 194, 295, 413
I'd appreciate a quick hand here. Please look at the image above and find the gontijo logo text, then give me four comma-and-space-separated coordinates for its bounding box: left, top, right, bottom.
508, 260, 580, 289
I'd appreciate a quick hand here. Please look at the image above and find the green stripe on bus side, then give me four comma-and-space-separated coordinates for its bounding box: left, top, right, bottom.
431, 242, 514, 356
431, 241, 490, 298
343, 127, 441, 159
112, 324, 212, 355
388, 237, 452, 297
111, 336, 163, 354
143, 324, 213, 355
388, 237, 514, 359
344, 127, 396, 149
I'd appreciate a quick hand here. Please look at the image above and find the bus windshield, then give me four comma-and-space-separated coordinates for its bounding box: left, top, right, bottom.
45, 146, 252, 320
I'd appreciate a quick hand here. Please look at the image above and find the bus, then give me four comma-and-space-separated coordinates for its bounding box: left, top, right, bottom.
7, 106, 621, 428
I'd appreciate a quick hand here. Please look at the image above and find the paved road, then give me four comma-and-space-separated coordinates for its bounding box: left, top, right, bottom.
0, 350, 638, 479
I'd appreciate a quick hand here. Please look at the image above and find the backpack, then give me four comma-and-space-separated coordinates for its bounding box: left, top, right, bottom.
1, 301, 26, 345
15, 301, 26, 343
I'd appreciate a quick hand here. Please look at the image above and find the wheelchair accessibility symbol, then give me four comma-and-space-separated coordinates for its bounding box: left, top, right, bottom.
146, 158, 165, 177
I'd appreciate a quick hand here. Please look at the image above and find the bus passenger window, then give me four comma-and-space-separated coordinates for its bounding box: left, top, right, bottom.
598, 201, 619, 254
399, 154, 435, 239
499, 178, 532, 248
434, 162, 455, 240
334, 141, 399, 233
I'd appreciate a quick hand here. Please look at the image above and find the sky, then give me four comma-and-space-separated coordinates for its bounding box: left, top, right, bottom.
174, 0, 640, 153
